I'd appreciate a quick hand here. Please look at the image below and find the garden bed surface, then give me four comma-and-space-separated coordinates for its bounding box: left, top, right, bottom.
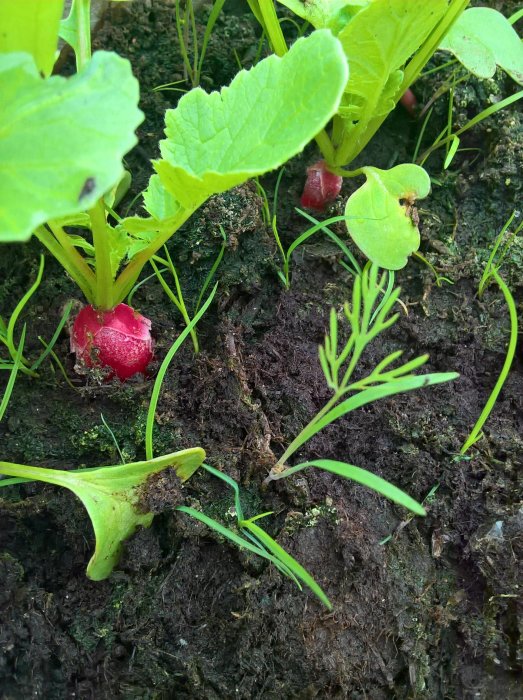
1, 2, 522, 698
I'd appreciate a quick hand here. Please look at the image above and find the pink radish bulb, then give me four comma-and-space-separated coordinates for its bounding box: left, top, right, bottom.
400, 88, 418, 117
300, 160, 343, 210
71, 303, 154, 381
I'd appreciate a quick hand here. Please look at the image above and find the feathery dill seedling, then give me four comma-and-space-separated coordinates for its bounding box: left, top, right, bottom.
265, 264, 458, 514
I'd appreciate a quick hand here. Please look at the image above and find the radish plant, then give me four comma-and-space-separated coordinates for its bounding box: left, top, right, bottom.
1, 0, 348, 379
249, 0, 523, 270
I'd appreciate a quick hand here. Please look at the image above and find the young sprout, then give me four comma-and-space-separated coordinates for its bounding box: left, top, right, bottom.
265, 264, 459, 516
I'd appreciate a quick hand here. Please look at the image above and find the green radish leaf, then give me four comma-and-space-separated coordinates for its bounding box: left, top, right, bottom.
336, 0, 447, 123
276, 0, 368, 32
345, 164, 431, 269
0, 448, 205, 580
278, 459, 426, 516
439, 8, 523, 85
0, 0, 63, 77
0, 51, 143, 242
153, 30, 348, 210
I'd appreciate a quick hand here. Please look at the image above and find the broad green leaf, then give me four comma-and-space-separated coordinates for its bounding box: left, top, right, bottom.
337, 0, 447, 122
0, 51, 143, 243
345, 164, 431, 269
0, 0, 63, 77
0, 448, 205, 580
276, 0, 368, 32
153, 30, 348, 209
439, 8, 523, 85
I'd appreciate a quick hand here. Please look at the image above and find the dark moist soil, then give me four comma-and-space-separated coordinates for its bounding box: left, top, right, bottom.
1, 2, 522, 698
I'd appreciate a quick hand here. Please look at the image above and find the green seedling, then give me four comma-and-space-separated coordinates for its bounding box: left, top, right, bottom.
248, 1, 523, 270
175, 0, 227, 88
178, 463, 332, 609
150, 227, 226, 353
138, 283, 332, 607
460, 212, 521, 454
0, 255, 72, 386
264, 264, 458, 514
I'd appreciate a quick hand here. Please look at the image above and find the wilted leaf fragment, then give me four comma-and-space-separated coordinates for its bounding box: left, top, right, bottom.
0, 51, 143, 242
439, 8, 523, 85
345, 164, 430, 270
154, 30, 348, 209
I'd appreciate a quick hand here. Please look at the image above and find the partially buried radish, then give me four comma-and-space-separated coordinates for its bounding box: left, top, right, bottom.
300, 160, 343, 210
71, 303, 154, 381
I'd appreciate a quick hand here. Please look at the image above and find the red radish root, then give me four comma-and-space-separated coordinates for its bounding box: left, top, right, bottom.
71, 303, 154, 381
400, 88, 418, 116
300, 160, 343, 210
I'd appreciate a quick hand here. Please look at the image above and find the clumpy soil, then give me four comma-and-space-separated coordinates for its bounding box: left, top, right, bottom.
1, 2, 522, 698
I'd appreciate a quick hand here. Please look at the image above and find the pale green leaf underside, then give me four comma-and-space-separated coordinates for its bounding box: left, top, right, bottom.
0, 448, 205, 581
345, 164, 431, 270
0, 0, 63, 77
0, 51, 143, 242
439, 8, 523, 85
154, 30, 348, 209
276, 0, 368, 32
337, 0, 447, 121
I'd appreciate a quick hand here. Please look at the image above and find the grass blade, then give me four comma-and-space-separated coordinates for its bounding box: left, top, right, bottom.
242, 519, 332, 609
145, 284, 218, 461
285, 373, 458, 458
276, 459, 426, 516
0, 324, 26, 422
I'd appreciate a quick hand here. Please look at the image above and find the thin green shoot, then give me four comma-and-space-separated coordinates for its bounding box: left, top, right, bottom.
0, 255, 45, 377
177, 461, 332, 608
151, 248, 199, 353
264, 265, 458, 518
37, 337, 76, 389
412, 107, 434, 163
152, 79, 189, 94
509, 8, 523, 24
297, 208, 362, 277
419, 90, 523, 165
0, 324, 26, 422
30, 300, 73, 372
413, 251, 454, 287
460, 213, 522, 454
197, 0, 226, 80
100, 413, 125, 464
175, 0, 226, 88
419, 58, 459, 78
152, 228, 226, 350
126, 268, 169, 308
254, 177, 271, 227
269, 459, 426, 516
145, 283, 218, 461
195, 225, 227, 313
276, 213, 368, 289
